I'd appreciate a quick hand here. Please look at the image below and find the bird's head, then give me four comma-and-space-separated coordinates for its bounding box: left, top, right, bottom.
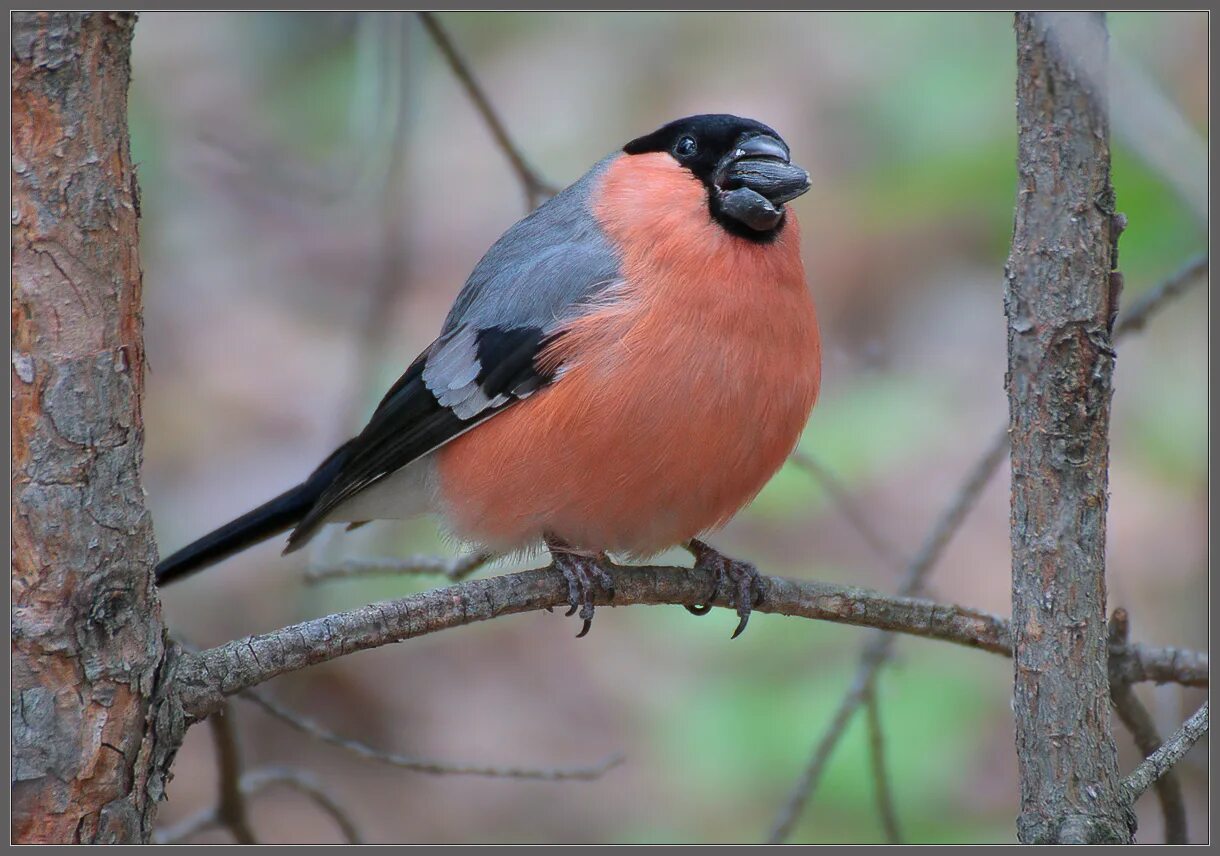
623, 114, 810, 240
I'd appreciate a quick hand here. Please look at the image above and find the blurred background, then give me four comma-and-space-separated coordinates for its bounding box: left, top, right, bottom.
133, 11, 1208, 844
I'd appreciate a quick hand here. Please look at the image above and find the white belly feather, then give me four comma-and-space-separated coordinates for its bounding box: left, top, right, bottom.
322, 455, 438, 523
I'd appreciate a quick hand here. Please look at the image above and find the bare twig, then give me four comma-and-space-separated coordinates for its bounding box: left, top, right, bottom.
768, 427, 1010, 842
240, 767, 363, 844
154, 806, 221, 845
1113, 253, 1208, 336
154, 765, 363, 844
1110, 644, 1210, 689
788, 450, 904, 569
208, 703, 257, 844
767, 251, 1207, 843
769, 633, 889, 842
171, 564, 1204, 722
305, 551, 492, 585
1111, 685, 1186, 845
417, 11, 560, 210
865, 688, 903, 844
895, 426, 1013, 603
241, 686, 624, 781
1120, 701, 1209, 806
1108, 610, 1187, 843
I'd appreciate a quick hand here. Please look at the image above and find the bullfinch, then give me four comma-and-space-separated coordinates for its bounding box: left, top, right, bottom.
156, 114, 822, 638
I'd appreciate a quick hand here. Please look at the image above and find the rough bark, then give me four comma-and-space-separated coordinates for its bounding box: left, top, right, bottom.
168, 564, 1206, 724
1006, 11, 1131, 844
11, 11, 176, 843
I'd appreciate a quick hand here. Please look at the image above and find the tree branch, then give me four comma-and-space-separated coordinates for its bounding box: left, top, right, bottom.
1113, 252, 1207, 336
240, 687, 623, 781
865, 688, 903, 843
169, 564, 1205, 723
788, 450, 905, 569
154, 765, 363, 844
1120, 701, 1209, 807
1008, 11, 1129, 843
304, 551, 491, 585
767, 426, 1009, 842
1107, 610, 1186, 843
240, 767, 363, 844
1110, 644, 1210, 689
417, 11, 559, 210
207, 704, 257, 844
154, 807, 220, 845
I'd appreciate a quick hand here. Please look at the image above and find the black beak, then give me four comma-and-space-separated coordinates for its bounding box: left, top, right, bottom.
713, 133, 810, 232
715, 134, 810, 206
730, 134, 792, 164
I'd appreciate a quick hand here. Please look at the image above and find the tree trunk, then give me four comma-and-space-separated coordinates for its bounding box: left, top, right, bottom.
11, 11, 174, 843
1005, 11, 1132, 844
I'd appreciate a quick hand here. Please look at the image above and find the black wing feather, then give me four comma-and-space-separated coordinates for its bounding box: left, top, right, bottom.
155, 442, 353, 584
285, 326, 555, 550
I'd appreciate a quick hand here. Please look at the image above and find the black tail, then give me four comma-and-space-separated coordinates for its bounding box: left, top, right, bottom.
155, 444, 351, 586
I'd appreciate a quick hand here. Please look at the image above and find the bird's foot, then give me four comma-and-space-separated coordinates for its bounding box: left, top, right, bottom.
547, 540, 614, 638
683, 539, 764, 639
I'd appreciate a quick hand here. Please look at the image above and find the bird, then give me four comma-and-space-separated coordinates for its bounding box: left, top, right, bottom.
155, 113, 822, 638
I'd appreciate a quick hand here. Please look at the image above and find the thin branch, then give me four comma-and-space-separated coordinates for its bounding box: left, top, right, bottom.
208, 703, 257, 844
241, 686, 624, 782
170, 564, 1204, 722
154, 765, 363, 844
1113, 252, 1207, 336
1110, 680, 1186, 844
305, 551, 491, 585
767, 252, 1207, 843
788, 450, 905, 569
767, 426, 1010, 843
1120, 701, 1209, 806
1108, 609, 1187, 843
1110, 644, 1211, 689
154, 807, 221, 845
417, 11, 559, 210
895, 426, 1013, 603
865, 688, 903, 844
769, 632, 890, 843
239, 767, 363, 844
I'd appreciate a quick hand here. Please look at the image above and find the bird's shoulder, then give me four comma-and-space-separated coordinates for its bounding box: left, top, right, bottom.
441, 152, 623, 335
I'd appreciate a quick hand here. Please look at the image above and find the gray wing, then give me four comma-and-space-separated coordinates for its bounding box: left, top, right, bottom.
424, 154, 622, 418
441, 153, 621, 334
285, 154, 623, 549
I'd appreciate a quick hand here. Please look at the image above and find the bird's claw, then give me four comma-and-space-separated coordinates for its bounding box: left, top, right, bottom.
686, 540, 764, 638
550, 548, 614, 638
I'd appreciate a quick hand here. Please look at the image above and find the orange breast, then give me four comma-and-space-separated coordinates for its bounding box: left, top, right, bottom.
436, 152, 821, 556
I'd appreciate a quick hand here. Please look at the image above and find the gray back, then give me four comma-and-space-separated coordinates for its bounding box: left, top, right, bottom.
441, 153, 623, 335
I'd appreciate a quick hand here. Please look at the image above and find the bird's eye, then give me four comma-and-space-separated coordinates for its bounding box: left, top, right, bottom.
673, 136, 698, 159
